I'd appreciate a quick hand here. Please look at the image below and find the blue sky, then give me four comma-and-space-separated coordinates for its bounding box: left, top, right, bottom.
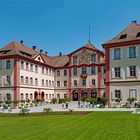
0, 0, 140, 56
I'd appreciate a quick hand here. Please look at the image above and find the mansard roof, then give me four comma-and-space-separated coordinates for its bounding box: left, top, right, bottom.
103, 21, 140, 46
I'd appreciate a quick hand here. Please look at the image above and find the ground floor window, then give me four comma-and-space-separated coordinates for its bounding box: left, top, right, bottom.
115, 90, 121, 98
6, 93, 11, 100
25, 93, 28, 100
0, 94, 2, 101
129, 89, 137, 99
46, 94, 48, 99
57, 94, 60, 99
49, 94, 51, 99
52, 94, 54, 98
30, 93, 33, 100
64, 94, 67, 98
20, 93, 24, 100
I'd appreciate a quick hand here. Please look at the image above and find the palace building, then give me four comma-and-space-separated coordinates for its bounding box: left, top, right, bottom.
0, 21, 140, 105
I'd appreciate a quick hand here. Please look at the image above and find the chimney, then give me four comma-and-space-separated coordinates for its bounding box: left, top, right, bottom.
59, 52, 62, 56
32, 46, 36, 51
40, 49, 43, 53
132, 20, 137, 23
20, 40, 24, 44
45, 51, 48, 55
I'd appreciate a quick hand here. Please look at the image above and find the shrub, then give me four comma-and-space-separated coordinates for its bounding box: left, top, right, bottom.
51, 98, 57, 104
59, 98, 71, 103
127, 98, 136, 102
43, 108, 52, 114
5, 100, 12, 105
19, 108, 29, 115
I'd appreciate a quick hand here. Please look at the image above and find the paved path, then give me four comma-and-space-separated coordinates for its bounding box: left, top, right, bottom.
0, 101, 135, 113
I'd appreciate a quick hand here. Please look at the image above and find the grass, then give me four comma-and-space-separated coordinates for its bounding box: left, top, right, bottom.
0, 112, 140, 140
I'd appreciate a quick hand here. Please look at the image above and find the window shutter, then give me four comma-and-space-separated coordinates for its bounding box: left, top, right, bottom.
121, 48, 123, 59
112, 68, 115, 78
136, 46, 139, 57
111, 92, 115, 100
95, 67, 97, 75
127, 48, 129, 58
111, 49, 114, 59
126, 67, 129, 77
121, 68, 124, 79
136, 66, 139, 78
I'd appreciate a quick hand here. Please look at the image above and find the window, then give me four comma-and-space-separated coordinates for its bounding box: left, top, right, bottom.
6, 76, 11, 84
57, 94, 60, 99
35, 78, 38, 85
119, 34, 127, 39
91, 66, 96, 74
46, 68, 48, 74
0, 61, 2, 70
114, 48, 121, 59
30, 78, 33, 85
26, 77, 29, 84
30, 93, 33, 100
6, 60, 11, 69
64, 70, 67, 76
20, 93, 24, 100
52, 81, 54, 87
21, 61, 24, 69
82, 67, 87, 74
52, 94, 54, 98
30, 64, 33, 71
6, 93, 11, 100
129, 66, 136, 77
49, 69, 51, 75
25, 93, 28, 100
57, 81, 60, 87
35, 65, 38, 72
73, 68, 77, 76
57, 70, 60, 76
92, 79, 96, 86
49, 80, 51, 86
129, 46, 136, 58
64, 94, 67, 98
49, 94, 51, 99
114, 67, 121, 78
91, 54, 96, 62
21, 76, 24, 84
102, 66, 106, 74
46, 80, 48, 86
74, 80, 77, 87
26, 62, 29, 70
42, 79, 44, 86
115, 90, 121, 98
64, 81, 67, 87
73, 56, 77, 65
82, 79, 86, 86
129, 89, 137, 99
103, 79, 106, 85
46, 94, 48, 99
42, 67, 44, 73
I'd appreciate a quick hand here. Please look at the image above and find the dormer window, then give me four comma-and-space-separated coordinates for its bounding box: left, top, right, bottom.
119, 34, 127, 39
73, 56, 77, 65
136, 32, 140, 37
91, 54, 96, 62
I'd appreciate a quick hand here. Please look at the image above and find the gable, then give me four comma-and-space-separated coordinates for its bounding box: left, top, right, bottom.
34, 54, 45, 63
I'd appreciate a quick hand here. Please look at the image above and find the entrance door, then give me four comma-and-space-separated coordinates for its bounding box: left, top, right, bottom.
91, 91, 97, 98
73, 92, 78, 101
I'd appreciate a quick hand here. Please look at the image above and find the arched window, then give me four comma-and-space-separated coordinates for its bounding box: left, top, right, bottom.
129, 89, 137, 99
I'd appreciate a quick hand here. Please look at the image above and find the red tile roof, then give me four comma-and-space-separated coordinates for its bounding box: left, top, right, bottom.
103, 21, 140, 45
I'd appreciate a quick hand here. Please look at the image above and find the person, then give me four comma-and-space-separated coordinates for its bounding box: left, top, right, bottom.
66, 102, 68, 109
62, 103, 64, 109
78, 100, 80, 108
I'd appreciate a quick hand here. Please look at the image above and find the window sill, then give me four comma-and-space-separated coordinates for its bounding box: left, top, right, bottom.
126, 76, 137, 79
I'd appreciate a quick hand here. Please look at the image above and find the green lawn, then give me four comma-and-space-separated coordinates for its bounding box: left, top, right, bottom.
0, 112, 140, 140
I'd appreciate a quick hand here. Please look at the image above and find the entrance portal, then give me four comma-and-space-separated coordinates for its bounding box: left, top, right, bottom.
73, 92, 78, 101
